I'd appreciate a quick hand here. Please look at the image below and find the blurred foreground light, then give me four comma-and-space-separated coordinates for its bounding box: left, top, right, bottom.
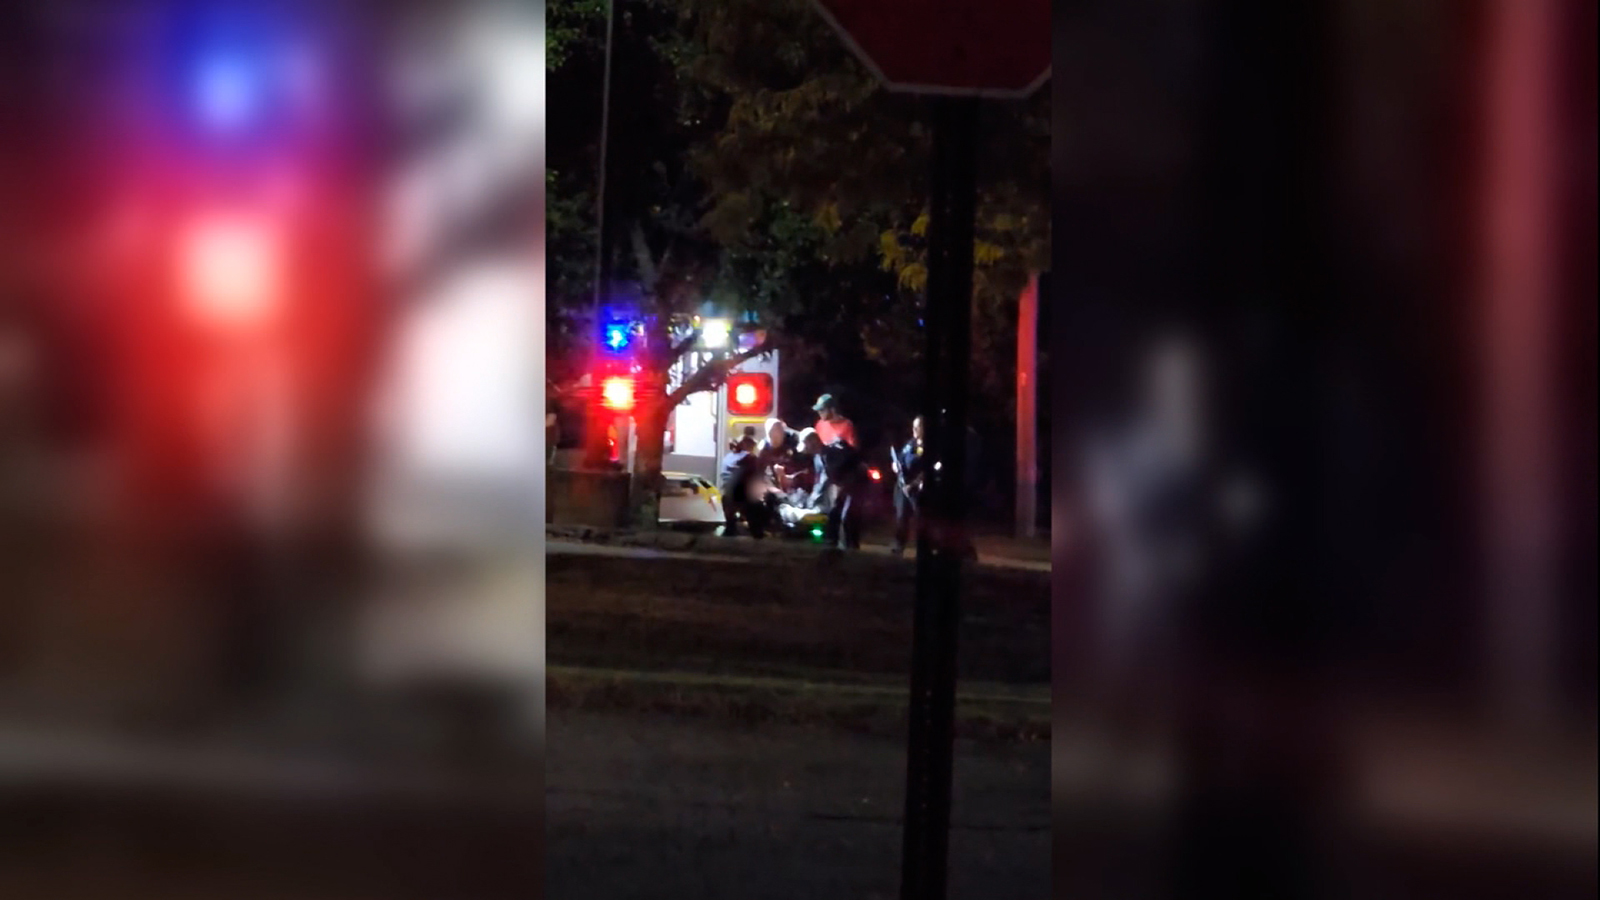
701, 319, 731, 349
482, 22, 545, 138
196, 54, 263, 132
601, 376, 635, 412
868, 467, 882, 481
179, 215, 282, 329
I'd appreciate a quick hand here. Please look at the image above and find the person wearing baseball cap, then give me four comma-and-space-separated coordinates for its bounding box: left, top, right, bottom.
811, 392, 865, 548
812, 393, 857, 448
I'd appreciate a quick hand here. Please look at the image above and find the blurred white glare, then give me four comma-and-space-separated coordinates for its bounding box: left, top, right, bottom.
387, 262, 539, 477
361, 4, 545, 710
701, 318, 731, 349
484, 26, 545, 138
465, 5, 546, 142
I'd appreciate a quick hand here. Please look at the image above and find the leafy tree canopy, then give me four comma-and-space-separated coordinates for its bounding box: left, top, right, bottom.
546, 0, 1049, 430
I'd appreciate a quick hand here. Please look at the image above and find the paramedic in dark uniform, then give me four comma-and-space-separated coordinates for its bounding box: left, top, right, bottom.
719, 435, 770, 538
890, 415, 927, 555
757, 416, 799, 488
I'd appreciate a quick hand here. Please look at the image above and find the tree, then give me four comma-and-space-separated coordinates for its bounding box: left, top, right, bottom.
670, 0, 1050, 447
548, 0, 787, 526
546, 0, 1050, 524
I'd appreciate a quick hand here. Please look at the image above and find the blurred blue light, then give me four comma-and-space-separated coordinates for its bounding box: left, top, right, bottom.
603, 322, 632, 352
196, 54, 260, 131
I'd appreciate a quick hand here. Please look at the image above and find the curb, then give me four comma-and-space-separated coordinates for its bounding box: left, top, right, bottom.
548, 524, 845, 561
546, 525, 1052, 576
546, 664, 1050, 742
550, 522, 876, 563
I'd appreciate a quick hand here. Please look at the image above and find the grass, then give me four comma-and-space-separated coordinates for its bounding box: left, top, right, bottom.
546, 552, 1050, 740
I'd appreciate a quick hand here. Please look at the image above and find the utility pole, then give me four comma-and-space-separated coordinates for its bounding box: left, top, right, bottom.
900, 95, 979, 900
800, 4, 1048, 897
584, 0, 617, 470
592, 0, 616, 327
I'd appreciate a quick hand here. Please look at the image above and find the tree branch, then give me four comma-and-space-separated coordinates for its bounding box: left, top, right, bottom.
668, 329, 701, 361
630, 223, 657, 288
662, 337, 774, 410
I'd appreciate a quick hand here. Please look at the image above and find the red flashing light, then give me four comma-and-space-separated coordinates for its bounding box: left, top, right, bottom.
726, 373, 773, 417
868, 467, 882, 481
600, 376, 635, 412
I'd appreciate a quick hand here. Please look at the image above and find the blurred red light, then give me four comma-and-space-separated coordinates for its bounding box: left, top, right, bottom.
179, 215, 281, 329
869, 467, 882, 481
601, 376, 634, 411
726, 374, 773, 416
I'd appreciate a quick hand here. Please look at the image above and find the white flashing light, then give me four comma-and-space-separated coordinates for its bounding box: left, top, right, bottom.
701, 318, 731, 349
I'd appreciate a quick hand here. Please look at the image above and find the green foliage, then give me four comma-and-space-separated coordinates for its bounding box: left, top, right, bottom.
546, 0, 1049, 433
666, 0, 1048, 424
547, 0, 609, 70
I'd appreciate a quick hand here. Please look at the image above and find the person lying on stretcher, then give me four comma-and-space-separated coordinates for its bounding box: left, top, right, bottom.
764, 428, 839, 527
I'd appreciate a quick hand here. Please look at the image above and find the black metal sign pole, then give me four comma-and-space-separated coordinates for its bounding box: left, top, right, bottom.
900, 94, 980, 900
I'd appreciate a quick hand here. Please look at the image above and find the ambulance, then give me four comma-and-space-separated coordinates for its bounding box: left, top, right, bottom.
662, 333, 780, 488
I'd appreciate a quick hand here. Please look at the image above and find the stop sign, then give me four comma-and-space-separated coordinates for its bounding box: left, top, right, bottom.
811, 0, 1049, 97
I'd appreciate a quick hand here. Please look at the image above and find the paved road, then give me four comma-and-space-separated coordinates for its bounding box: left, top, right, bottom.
547, 709, 1050, 900
855, 540, 1051, 572
0, 705, 1588, 899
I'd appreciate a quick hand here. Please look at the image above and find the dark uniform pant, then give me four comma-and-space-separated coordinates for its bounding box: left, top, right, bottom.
892, 487, 916, 550
827, 486, 861, 549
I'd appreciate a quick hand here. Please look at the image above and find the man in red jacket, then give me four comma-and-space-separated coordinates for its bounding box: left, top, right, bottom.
812, 393, 857, 448
812, 393, 864, 548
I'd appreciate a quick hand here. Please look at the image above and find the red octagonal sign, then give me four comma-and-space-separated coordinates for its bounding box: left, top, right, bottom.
811, 0, 1050, 98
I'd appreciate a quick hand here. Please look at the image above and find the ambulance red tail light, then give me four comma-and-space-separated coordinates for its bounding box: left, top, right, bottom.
726, 373, 773, 417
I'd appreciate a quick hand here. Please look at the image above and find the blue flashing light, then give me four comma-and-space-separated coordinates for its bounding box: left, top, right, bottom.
602, 322, 632, 352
